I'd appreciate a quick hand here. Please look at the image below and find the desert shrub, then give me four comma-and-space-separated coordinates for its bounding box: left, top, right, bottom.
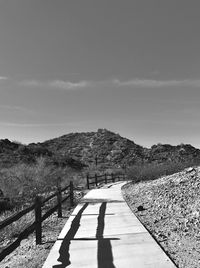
127, 160, 200, 183
0, 156, 77, 208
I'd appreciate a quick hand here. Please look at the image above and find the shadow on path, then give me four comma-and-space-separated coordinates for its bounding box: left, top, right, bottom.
53, 202, 117, 268
96, 202, 116, 268
53, 203, 88, 268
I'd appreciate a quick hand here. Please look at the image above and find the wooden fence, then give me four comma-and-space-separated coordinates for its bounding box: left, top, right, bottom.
86, 173, 126, 189
0, 172, 126, 262
0, 180, 74, 262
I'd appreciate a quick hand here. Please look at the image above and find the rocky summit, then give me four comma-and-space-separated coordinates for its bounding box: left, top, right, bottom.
38, 128, 146, 168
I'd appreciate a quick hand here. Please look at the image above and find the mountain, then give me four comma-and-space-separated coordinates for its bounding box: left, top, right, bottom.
38, 128, 146, 168
1, 129, 200, 169
35, 128, 200, 168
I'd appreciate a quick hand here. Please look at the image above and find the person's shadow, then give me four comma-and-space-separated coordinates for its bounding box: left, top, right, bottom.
53, 203, 88, 268
96, 202, 116, 268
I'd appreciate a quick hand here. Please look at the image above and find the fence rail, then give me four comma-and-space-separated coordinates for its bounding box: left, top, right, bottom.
0, 203, 35, 230
86, 173, 126, 189
0, 180, 74, 262
0, 172, 126, 262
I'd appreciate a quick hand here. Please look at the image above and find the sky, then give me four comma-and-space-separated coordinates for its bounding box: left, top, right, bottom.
0, 0, 200, 148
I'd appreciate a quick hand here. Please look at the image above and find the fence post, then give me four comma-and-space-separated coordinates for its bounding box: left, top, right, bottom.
105, 173, 107, 184
86, 174, 90, 189
35, 195, 42, 245
95, 173, 98, 186
70, 181, 74, 207
57, 178, 62, 218
112, 173, 115, 183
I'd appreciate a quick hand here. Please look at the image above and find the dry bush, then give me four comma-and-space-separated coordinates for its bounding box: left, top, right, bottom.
0, 157, 85, 252
127, 160, 200, 183
0, 157, 77, 207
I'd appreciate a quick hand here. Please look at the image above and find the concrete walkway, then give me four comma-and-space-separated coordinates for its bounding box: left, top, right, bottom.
42, 182, 177, 268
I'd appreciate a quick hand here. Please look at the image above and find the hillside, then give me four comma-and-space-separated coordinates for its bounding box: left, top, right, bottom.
37, 128, 200, 167
38, 128, 146, 168
123, 167, 200, 268
1, 129, 200, 170
0, 139, 85, 170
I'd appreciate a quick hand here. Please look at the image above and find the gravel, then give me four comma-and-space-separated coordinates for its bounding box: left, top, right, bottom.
122, 166, 200, 268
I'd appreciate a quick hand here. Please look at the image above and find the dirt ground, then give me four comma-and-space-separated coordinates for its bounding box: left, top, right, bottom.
0, 187, 88, 268
1, 204, 73, 268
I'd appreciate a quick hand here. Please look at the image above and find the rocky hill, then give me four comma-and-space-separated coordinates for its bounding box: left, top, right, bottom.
37, 128, 200, 168
1, 128, 200, 169
38, 128, 146, 168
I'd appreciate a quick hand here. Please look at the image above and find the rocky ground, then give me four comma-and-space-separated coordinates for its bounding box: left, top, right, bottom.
122, 166, 200, 268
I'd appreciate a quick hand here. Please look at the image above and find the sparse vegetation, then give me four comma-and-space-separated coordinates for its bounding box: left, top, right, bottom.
0, 156, 85, 211
1, 129, 200, 211
126, 159, 200, 183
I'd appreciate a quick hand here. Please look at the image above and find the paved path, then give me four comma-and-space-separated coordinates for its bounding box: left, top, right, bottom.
42, 181, 177, 268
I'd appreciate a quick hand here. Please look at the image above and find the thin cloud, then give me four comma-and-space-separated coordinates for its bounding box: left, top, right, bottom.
20, 79, 91, 90
19, 78, 200, 89
0, 105, 34, 113
20, 80, 43, 87
113, 78, 200, 88
49, 80, 90, 89
0, 76, 8, 80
